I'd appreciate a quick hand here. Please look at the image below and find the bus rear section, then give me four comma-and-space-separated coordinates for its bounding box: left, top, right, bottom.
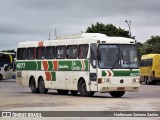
140, 54, 160, 84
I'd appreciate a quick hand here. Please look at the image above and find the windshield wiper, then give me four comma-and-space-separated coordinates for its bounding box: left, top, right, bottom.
122, 61, 132, 70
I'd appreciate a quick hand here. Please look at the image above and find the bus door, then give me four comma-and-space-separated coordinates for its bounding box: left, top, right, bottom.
3, 64, 12, 79
89, 44, 98, 91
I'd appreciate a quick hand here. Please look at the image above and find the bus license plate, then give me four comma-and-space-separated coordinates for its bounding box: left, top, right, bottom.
117, 87, 125, 90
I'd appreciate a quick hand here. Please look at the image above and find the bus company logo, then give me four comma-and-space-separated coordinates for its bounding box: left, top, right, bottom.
17, 63, 25, 69
71, 61, 81, 70
59, 64, 68, 69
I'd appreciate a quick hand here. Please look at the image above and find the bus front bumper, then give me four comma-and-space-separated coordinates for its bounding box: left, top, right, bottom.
98, 84, 140, 92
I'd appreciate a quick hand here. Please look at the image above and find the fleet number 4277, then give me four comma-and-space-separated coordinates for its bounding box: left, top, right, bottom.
16, 63, 25, 68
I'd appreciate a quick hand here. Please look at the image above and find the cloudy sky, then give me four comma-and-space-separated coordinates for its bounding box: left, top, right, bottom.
0, 0, 159, 51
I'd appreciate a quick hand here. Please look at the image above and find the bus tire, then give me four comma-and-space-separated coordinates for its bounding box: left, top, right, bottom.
109, 91, 125, 98
78, 80, 94, 97
57, 90, 69, 95
0, 74, 2, 81
70, 90, 78, 95
38, 77, 48, 94
30, 77, 39, 93
0, 75, 2, 81
145, 76, 150, 85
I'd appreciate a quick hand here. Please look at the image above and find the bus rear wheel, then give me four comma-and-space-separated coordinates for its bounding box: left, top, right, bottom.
78, 80, 94, 97
30, 77, 39, 93
57, 90, 69, 95
109, 91, 125, 98
38, 78, 48, 94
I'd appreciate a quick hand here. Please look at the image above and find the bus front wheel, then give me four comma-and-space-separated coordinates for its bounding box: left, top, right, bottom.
78, 80, 94, 97
38, 78, 48, 94
30, 77, 39, 93
109, 91, 125, 98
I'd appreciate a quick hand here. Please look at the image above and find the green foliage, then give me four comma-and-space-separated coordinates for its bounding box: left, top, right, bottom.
1, 49, 16, 53
137, 36, 160, 57
86, 22, 130, 37
145, 36, 160, 54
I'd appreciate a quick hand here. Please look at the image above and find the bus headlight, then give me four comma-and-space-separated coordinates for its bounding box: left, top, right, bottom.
102, 78, 110, 83
102, 78, 106, 83
133, 78, 140, 83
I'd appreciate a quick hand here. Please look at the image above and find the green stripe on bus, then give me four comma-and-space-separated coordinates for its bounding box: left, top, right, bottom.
102, 70, 140, 77
48, 61, 53, 70
113, 70, 140, 76
16, 61, 37, 70
37, 61, 41, 70
51, 72, 56, 81
102, 71, 107, 76
16, 60, 89, 71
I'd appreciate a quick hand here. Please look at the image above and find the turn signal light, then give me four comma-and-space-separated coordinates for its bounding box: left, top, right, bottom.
98, 78, 102, 83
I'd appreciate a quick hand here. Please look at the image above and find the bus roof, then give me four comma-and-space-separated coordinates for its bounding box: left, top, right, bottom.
141, 54, 160, 59
17, 33, 136, 48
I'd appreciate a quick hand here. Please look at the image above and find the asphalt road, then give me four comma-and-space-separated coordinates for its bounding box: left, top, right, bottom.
0, 79, 160, 120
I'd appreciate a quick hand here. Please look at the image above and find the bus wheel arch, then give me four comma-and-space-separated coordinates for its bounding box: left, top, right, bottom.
38, 76, 48, 94
78, 78, 94, 97
29, 76, 39, 93
78, 77, 85, 88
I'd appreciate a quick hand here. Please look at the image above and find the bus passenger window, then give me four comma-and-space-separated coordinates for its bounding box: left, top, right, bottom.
46, 46, 55, 59
36, 47, 45, 59
56, 46, 66, 59
27, 47, 36, 60
17, 48, 26, 60
78, 44, 89, 59
67, 45, 78, 59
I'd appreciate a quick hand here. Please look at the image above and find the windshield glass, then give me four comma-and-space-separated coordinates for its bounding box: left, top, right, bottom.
98, 44, 139, 69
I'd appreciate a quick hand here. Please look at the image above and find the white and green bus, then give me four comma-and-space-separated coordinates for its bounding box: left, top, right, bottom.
16, 33, 140, 97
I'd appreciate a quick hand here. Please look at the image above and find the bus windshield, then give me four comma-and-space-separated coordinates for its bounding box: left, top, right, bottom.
98, 44, 139, 69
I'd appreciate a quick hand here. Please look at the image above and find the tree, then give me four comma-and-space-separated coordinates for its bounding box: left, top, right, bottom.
86, 22, 130, 37
145, 36, 160, 54
1, 49, 16, 53
137, 35, 160, 56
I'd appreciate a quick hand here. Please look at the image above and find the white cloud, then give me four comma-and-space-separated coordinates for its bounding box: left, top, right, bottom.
0, 0, 160, 50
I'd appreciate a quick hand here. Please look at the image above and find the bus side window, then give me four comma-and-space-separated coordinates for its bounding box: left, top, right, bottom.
27, 47, 36, 60
46, 46, 55, 59
78, 44, 89, 59
36, 47, 45, 59
67, 45, 78, 59
17, 48, 26, 60
56, 46, 66, 59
